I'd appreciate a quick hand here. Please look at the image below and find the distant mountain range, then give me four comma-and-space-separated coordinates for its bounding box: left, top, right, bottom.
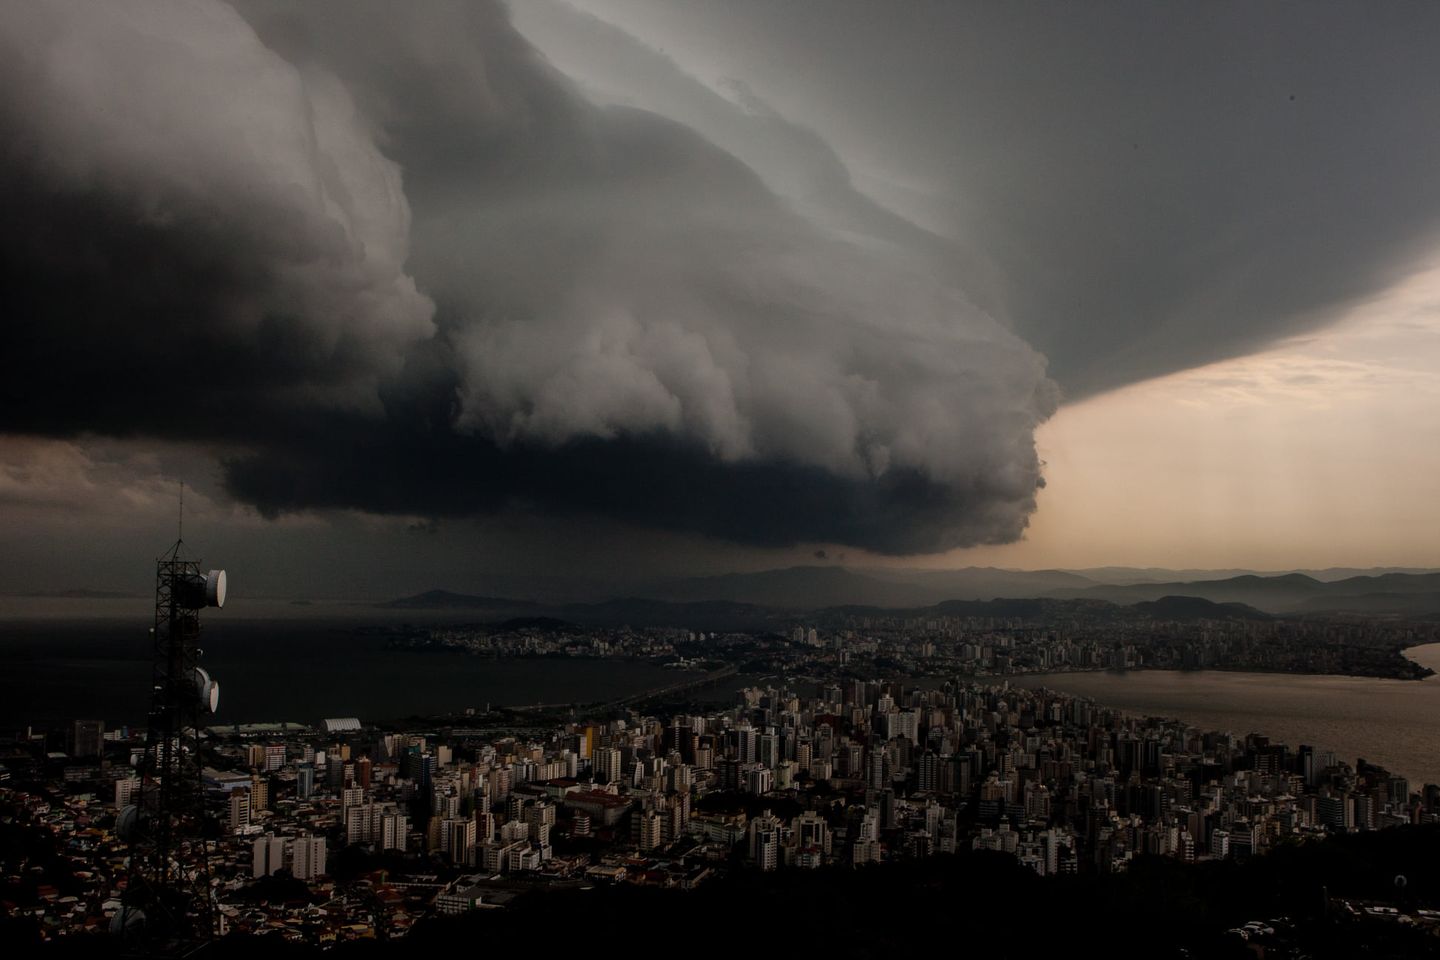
645, 565, 1440, 617
379, 586, 1278, 631
1064, 566, 1439, 585
383, 565, 1440, 622
1051, 572, 1440, 616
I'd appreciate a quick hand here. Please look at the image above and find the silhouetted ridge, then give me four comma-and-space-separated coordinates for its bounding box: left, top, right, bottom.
1133, 596, 1273, 621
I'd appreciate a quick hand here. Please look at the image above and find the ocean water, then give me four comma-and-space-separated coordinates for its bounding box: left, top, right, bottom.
0, 606, 688, 727
1014, 642, 1440, 787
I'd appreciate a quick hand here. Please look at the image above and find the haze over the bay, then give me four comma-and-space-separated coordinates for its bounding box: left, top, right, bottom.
2, 0, 1439, 598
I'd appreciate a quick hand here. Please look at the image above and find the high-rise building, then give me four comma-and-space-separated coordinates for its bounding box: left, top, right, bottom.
297, 762, 316, 799
1298, 745, 1316, 789
114, 776, 141, 808
733, 725, 757, 763
868, 751, 887, 791
341, 786, 364, 811
660, 796, 687, 844
291, 836, 327, 880
405, 750, 437, 793
792, 811, 831, 856
639, 809, 663, 852
446, 817, 477, 866
378, 809, 407, 851
71, 720, 104, 759
229, 788, 251, 833
666, 720, 694, 763
747, 812, 781, 871
758, 730, 779, 770
895, 710, 919, 746
1317, 793, 1351, 831
593, 747, 623, 785
249, 774, 269, 813
917, 751, 941, 793
346, 802, 408, 850
252, 835, 286, 878
668, 764, 693, 795
525, 802, 556, 845
490, 764, 513, 801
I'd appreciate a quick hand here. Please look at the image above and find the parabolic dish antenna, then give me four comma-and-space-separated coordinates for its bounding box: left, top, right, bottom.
116, 804, 143, 842
205, 569, 226, 608
109, 906, 145, 938
195, 667, 220, 714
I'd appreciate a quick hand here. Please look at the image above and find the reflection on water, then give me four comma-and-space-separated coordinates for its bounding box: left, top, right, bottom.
1015, 642, 1440, 787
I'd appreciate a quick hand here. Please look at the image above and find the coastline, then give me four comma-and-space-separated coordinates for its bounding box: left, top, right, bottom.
1007, 644, 1440, 787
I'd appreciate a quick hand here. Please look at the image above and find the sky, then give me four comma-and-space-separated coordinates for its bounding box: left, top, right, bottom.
1, 0, 1438, 598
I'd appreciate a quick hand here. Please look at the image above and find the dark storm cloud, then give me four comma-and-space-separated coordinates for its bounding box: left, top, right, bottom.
558, 0, 1440, 395
0, 0, 1054, 553
510, 0, 1009, 332
222, 416, 1038, 554
0, 1, 433, 436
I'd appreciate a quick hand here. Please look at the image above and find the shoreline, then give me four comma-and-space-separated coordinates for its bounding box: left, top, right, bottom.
1004, 647, 1440, 788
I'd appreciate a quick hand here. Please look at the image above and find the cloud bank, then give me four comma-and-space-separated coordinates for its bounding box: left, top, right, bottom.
542, 0, 1440, 395
0, 0, 434, 435
0, 0, 1056, 553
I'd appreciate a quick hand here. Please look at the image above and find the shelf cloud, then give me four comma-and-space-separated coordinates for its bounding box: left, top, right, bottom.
526, 0, 1440, 396
14, 1, 1439, 556
0, 0, 1058, 553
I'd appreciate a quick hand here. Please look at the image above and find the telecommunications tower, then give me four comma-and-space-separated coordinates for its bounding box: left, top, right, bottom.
116, 492, 227, 951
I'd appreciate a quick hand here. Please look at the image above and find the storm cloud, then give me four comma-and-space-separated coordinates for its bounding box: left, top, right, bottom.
0, 0, 436, 442
0, 0, 1056, 553
532, 0, 1440, 395
8, 1, 1439, 557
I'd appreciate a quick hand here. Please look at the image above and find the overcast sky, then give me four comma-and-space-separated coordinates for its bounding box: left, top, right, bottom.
2, 0, 1438, 598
